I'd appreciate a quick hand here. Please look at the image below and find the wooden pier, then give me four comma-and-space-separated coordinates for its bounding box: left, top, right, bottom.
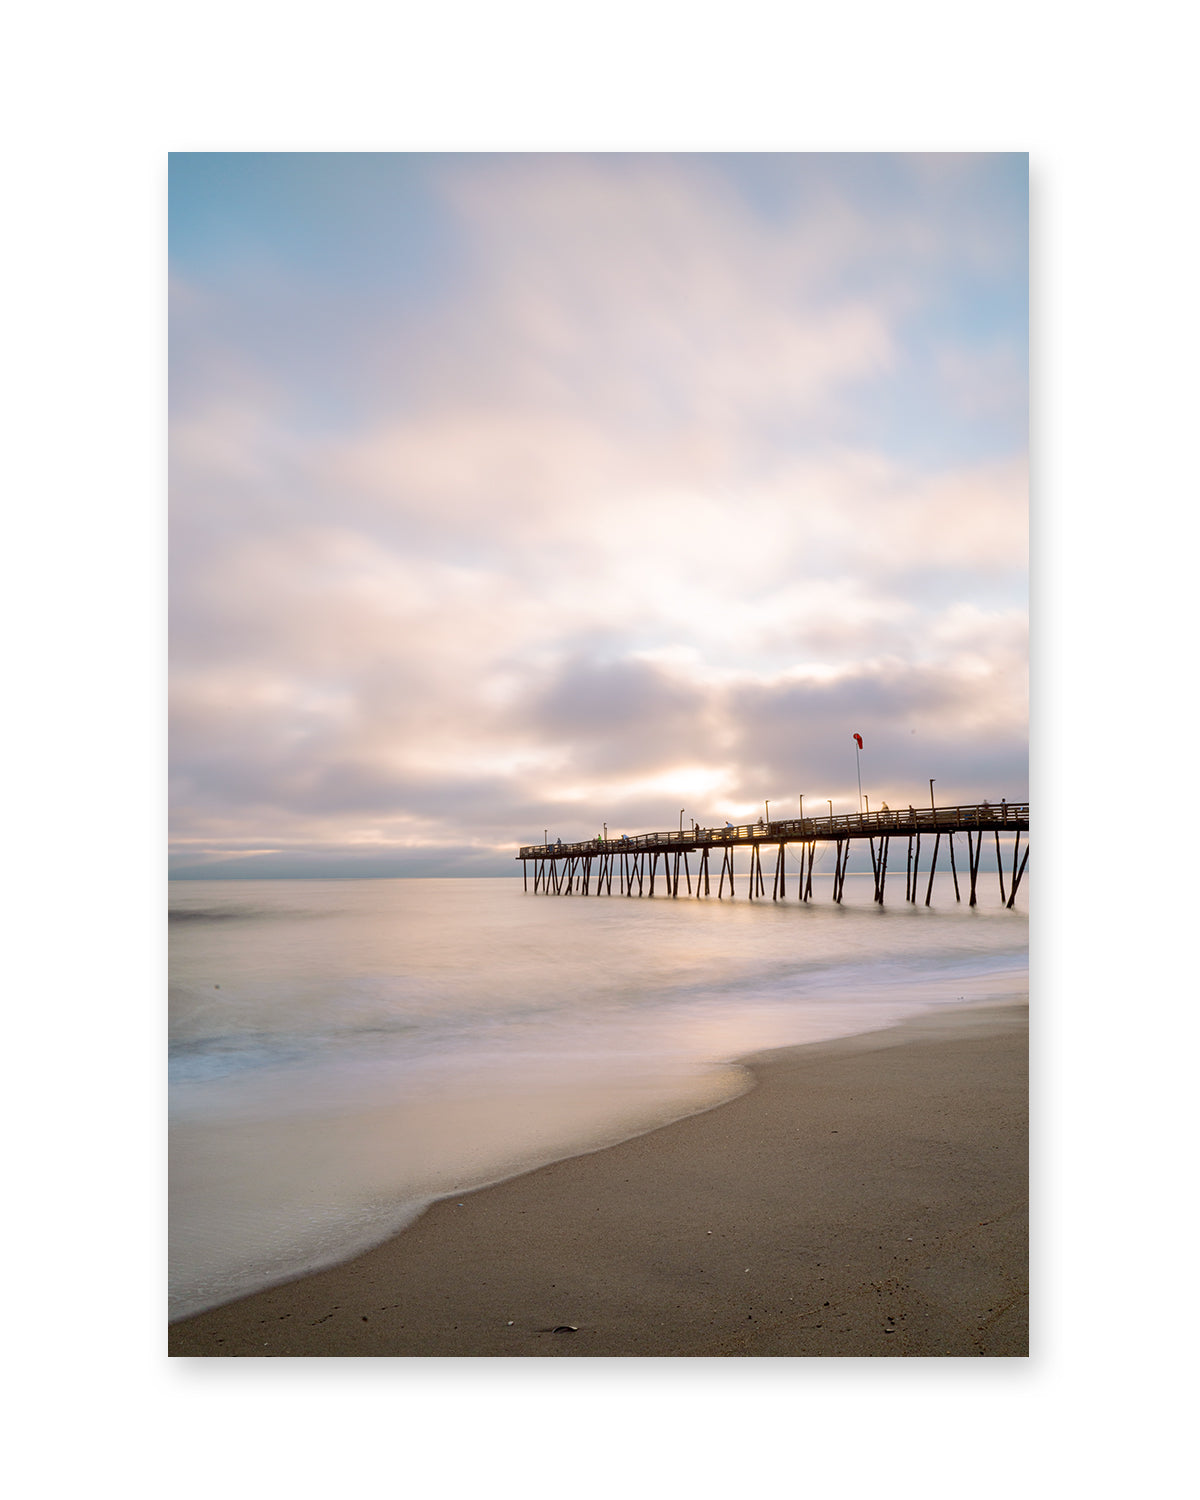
517, 802, 1029, 909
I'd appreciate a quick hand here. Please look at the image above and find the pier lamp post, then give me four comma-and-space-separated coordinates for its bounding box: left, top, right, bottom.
544, 829, 548, 846
930, 779, 936, 817
765, 800, 770, 825
828, 799, 833, 829
799, 794, 804, 822
679, 808, 685, 835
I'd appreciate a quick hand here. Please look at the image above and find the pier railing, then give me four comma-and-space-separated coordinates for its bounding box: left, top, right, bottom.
518, 802, 1028, 860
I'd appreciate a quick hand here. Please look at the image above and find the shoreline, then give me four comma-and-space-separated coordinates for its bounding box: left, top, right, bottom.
169, 999, 1028, 1357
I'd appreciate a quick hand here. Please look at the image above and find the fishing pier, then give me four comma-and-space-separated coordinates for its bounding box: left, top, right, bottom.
518, 802, 1029, 908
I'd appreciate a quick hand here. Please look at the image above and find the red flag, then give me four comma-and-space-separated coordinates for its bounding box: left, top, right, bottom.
853, 733, 863, 749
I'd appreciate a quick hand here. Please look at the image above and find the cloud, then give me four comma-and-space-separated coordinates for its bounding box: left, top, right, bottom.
170, 155, 1028, 873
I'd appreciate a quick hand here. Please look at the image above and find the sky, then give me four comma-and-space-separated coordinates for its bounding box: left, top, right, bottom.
169, 152, 1028, 878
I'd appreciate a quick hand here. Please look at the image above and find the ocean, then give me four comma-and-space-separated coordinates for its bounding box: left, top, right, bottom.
168, 865, 1028, 1320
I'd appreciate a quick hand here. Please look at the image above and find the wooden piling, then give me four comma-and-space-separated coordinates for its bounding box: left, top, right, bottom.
1007, 846, 1029, 907
995, 831, 1007, 905
925, 832, 940, 906
948, 831, 960, 901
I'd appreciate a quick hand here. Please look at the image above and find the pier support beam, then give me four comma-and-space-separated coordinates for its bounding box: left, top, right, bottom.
1007, 846, 1029, 907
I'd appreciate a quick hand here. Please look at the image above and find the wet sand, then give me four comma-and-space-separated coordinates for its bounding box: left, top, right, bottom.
168, 1001, 1027, 1357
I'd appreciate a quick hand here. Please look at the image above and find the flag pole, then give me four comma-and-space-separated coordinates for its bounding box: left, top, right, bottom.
855, 739, 863, 812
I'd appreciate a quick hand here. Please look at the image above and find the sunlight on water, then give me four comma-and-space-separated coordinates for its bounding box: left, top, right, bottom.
169, 871, 1028, 1318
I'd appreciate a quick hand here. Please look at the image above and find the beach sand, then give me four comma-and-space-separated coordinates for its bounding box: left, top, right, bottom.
168, 1001, 1027, 1358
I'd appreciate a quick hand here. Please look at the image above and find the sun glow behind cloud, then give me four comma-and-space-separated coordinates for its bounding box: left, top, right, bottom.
170, 152, 1027, 876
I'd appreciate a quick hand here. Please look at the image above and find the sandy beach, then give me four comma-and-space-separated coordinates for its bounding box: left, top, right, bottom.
169, 1000, 1027, 1358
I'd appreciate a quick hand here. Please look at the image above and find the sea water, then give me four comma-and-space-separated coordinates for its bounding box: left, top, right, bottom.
169, 867, 1028, 1319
